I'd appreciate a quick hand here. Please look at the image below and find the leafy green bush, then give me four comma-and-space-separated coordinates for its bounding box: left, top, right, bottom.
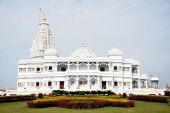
164, 91, 170, 97
52, 90, 114, 96
85, 91, 90, 95
106, 90, 113, 96
91, 91, 97, 95
79, 91, 86, 95
122, 93, 127, 98
38, 93, 43, 98
97, 90, 102, 95
52, 90, 65, 95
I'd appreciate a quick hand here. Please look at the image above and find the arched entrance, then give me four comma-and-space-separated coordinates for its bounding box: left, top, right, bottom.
68, 78, 76, 89
79, 78, 88, 90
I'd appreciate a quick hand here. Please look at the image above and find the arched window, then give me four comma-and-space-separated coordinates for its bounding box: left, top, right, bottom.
36, 67, 40, 72
79, 78, 87, 86
99, 66, 109, 71
69, 78, 76, 86
48, 81, 52, 86
57, 63, 68, 72
36, 82, 39, 87
114, 81, 118, 86
98, 63, 109, 72
89, 62, 97, 70
69, 62, 77, 70
91, 78, 97, 85
18, 82, 21, 87
132, 66, 137, 73
132, 80, 138, 88
49, 66, 52, 71
79, 62, 87, 70
114, 66, 117, 71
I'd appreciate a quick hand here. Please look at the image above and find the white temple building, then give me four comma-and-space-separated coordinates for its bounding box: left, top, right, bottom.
16, 9, 162, 95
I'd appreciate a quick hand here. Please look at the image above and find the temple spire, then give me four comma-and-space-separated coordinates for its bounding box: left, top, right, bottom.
39, 8, 48, 25
30, 9, 55, 59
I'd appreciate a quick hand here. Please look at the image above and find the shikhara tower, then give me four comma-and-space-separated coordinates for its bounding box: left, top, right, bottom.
14, 9, 162, 95
30, 9, 56, 59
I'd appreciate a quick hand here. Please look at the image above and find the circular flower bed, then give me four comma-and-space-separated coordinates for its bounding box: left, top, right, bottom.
55, 100, 110, 109
27, 99, 134, 109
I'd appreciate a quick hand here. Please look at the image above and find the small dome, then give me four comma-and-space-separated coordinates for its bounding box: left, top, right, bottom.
44, 48, 58, 57
141, 74, 149, 79
70, 44, 96, 58
107, 48, 123, 56
150, 77, 159, 81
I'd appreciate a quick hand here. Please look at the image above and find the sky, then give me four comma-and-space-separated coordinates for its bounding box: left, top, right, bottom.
0, 0, 170, 88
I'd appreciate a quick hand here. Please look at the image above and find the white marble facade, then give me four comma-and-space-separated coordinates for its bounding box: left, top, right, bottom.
17, 9, 160, 95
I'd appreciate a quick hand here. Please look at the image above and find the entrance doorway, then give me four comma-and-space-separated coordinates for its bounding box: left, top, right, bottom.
102, 81, 106, 89
60, 81, 64, 89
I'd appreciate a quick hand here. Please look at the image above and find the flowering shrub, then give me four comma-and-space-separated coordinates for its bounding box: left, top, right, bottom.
0, 95, 35, 103
27, 99, 134, 108
128, 95, 168, 103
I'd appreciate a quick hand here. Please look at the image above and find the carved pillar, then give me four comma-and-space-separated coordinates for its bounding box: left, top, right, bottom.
96, 62, 99, 71
145, 80, 148, 88
76, 76, 79, 89
65, 76, 69, 90
88, 75, 91, 90
77, 62, 79, 70
138, 79, 141, 88
68, 62, 70, 71
87, 62, 90, 70
109, 62, 111, 72
98, 76, 100, 90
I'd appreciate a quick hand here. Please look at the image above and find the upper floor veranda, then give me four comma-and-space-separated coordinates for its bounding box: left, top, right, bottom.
18, 57, 140, 76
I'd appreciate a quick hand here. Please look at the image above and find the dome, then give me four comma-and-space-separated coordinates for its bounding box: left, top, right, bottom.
107, 48, 123, 56
141, 74, 149, 79
70, 44, 96, 59
44, 48, 58, 57
150, 77, 159, 81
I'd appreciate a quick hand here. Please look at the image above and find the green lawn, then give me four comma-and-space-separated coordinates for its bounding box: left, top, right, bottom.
0, 101, 169, 113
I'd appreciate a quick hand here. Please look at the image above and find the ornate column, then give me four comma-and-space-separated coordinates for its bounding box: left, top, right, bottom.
87, 62, 90, 70
122, 77, 124, 89
57, 81, 60, 89
137, 66, 140, 75
76, 76, 79, 89
67, 62, 70, 71
98, 76, 100, 90
77, 62, 79, 70
130, 79, 133, 89
109, 62, 111, 72
138, 79, 141, 89
56, 62, 58, 72
88, 75, 91, 90
145, 80, 148, 88
96, 62, 99, 71
65, 76, 69, 90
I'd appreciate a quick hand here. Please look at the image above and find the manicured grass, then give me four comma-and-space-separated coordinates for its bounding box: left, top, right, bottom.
0, 101, 170, 113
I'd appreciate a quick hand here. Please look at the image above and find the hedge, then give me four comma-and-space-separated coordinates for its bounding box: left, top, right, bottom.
0, 95, 36, 103
52, 90, 115, 96
128, 95, 168, 103
164, 91, 170, 97
27, 99, 134, 108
